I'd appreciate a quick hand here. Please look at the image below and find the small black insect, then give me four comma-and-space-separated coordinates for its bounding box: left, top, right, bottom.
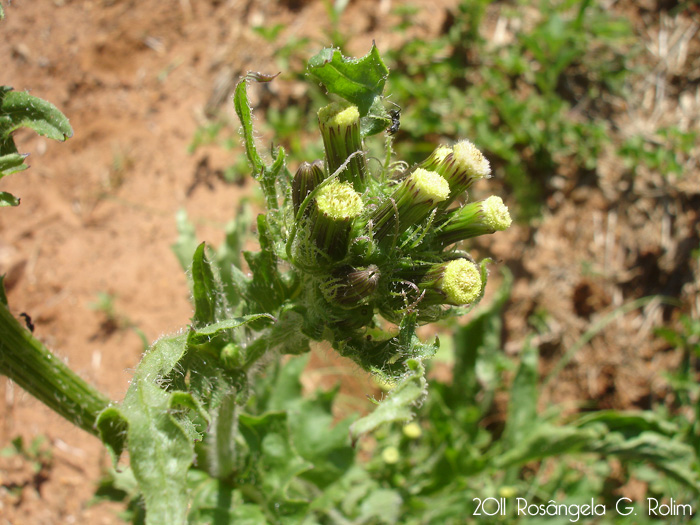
20, 312, 34, 333
387, 108, 401, 135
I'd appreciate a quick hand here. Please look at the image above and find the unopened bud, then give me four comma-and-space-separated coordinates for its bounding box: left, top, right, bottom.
322, 264, 381, 307
220, 342, 243, 370
318, 102, 367, 192
419, 145, 451, 172
371, 168, 450, 245
310, 180, 363, 260
434, 195, 512, 246
292, 160, 325, 214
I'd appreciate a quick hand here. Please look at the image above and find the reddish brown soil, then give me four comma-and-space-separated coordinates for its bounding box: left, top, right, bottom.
1, 0, 698, 523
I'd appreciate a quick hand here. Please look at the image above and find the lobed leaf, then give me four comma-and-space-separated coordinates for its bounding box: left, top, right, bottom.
307, 45, 389, 117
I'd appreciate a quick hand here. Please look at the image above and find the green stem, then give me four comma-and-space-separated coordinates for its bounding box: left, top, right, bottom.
0, 302, 111, 436
212, 389, 238, 480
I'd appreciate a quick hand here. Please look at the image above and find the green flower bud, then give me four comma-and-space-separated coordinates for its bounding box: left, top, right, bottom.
434, 195, 512, 247
322, 264, 381, 307
371, 168, 450, 245
418, 258, 482, 306
310, 180, 363, 260
318, 101, 367, 192
220, 342, 244, 370
419, 144, 451, 171
292, 160, 325, 214
431, 140, 491, 205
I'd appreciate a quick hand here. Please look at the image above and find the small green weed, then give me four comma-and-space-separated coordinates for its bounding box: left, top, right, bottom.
0, 435, 53, 475
620, 126, 698, 178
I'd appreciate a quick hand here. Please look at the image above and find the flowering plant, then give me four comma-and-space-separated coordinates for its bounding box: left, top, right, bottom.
0, 45, 511, 523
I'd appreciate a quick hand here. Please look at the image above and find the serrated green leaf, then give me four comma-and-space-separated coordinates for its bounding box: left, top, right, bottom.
241, 215, 287, 315
0, 89, 73, 143
190, 242, 221, 328
0, 153, 27, 179
349, 359, 427, 446
307, 45, 389, 117
0, 191, 19, 207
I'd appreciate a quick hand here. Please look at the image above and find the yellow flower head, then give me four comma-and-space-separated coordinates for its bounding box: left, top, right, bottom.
440, 259, 482, 305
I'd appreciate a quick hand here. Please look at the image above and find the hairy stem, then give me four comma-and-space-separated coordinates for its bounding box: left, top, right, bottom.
0, 302, 111, 436
212, 389, 237, 479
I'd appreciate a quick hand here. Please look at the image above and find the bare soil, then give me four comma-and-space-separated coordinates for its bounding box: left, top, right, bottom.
1, 0, 698, 523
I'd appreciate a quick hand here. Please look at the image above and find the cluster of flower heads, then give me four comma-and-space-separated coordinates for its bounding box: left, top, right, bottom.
290, 100, 511, 329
